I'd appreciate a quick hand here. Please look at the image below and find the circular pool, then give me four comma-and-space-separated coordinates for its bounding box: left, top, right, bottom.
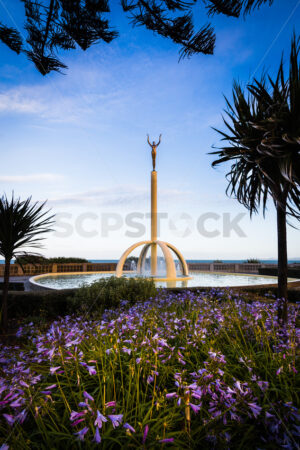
29, 271, 284, 290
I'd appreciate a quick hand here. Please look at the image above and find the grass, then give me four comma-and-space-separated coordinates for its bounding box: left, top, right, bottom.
0, 288, 299, 449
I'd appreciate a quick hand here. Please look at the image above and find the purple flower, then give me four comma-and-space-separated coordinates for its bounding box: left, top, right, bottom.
248, 402, 262, 418
71, 418, 85, 427
136, 358, 142, 364
74, 426, 89, 441
166, 392, 178, 399
16, 409, 27, 424
124, 423, 136, 433
143, 424, 149, 444
105, 401, 116, 408
50, 366, 61, 375
45, 384, 57, 390
94, 411, 107, 428
83, 391, 94, 402
93, 427, 101, 444
86, 366, 97, 376
189, 403, 201, 414
0, 444, 9, 450
70, 411, 86, 421
108, 414, 123, 428
122, 347, 131, 355
9, 399, 23, 408
78, 402, 88, 408
159, 438, 174, 443
3, 414, 15, 426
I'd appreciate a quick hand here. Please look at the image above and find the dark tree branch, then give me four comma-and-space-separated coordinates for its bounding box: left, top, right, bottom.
0, 0, 276, 74
0, 23, 23, 53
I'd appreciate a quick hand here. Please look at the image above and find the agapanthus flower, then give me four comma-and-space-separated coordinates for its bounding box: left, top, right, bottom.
166, 392, 177, 399
189, 403, 201, 414
50, 366, 61, 375
248, 403, 262, 418
45, 384, 57, 390
93, 427, 101, 444
159, 438, 174, 443
122, 347, 131, 355
124, 423, 136, 433
78, 402, 88, 408
94, 411, 107, 428
108, 414, 123, 428
71, 418, 85, 427
0, 444, 9, 450
83, 391, 94, 402
74, 426, 89, 441
143, 424, 149, 444
16, 409, 27, 424
3, 414, 15, 426
104, 400, 116, 409
70, 411, 86, 421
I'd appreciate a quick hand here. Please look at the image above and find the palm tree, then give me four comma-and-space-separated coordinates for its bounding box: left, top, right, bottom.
0, 195, 54, 333
211, 34, 300, 323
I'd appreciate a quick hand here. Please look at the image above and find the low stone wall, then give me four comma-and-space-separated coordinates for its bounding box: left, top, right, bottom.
0, 262, 118, 277
1, 261, 299, 278
187, 262, 275, 274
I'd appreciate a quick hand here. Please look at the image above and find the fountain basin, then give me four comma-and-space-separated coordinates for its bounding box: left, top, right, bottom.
28, 271, 297, 291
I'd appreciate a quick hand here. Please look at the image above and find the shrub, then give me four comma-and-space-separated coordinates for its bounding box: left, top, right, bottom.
2, 289, 76, 320
70, 276, 157, 313
246, 258, 261, 263
15, 255, 88, 265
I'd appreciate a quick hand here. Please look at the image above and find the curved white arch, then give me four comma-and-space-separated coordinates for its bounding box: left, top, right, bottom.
156, 240, 177, 279
137, 243, 151, 274
116, 240, 189, 280
164, 241, 189, 276
116, 240, 151, 277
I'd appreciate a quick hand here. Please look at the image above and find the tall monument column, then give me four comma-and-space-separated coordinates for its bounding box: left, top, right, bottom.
151, 170, 157, 276
115, 134, 191, 284
147, 134, 161, 276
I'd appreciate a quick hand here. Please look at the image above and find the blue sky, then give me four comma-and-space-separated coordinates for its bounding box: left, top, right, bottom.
0, 0, 299, 260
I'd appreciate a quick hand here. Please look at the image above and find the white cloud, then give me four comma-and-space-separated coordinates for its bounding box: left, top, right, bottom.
0, 173, 64, 182
48, 185, 191, 208
0, 84, 92, 123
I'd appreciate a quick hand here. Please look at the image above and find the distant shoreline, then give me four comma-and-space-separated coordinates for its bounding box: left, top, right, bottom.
1, 259, 299, 264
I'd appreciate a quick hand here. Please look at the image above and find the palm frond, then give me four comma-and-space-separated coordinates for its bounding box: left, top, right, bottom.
210, 34, 300, 220
0, 194, 55, 261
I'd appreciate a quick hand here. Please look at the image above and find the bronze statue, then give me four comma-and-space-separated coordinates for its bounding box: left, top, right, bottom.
147, 134, 161, 170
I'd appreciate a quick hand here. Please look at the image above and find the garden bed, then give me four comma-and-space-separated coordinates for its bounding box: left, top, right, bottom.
0, 289, 299, 448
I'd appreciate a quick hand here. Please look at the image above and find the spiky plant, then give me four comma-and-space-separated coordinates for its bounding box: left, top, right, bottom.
0, 195, 54, 332
211, 34, 300, 323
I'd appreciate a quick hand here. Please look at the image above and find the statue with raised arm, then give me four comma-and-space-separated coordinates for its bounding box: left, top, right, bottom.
147, 134, 162, 171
